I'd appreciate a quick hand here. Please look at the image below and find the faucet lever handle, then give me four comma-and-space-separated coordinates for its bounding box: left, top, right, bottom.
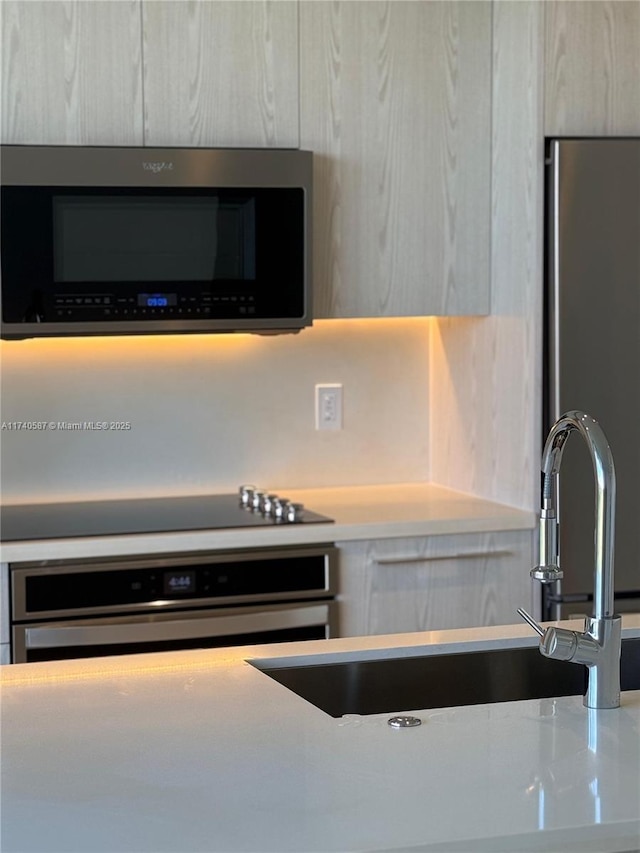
516, 607, 545, 638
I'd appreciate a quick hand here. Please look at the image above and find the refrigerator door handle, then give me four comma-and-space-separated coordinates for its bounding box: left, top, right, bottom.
548, 138, 562, 427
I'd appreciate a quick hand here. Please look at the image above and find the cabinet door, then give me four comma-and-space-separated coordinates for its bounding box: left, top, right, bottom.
338, 530, 533, 638
1, 0, 143, 145
142, 0, 299, 148
300, 0, 491, 318
544, 0, 640, 136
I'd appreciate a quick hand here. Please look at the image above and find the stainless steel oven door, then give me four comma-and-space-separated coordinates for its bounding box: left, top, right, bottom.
12, 600, 337, 663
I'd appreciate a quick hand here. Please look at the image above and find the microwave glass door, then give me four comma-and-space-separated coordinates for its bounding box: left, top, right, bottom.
52, 194, 256, 284
1, 186, 304, 330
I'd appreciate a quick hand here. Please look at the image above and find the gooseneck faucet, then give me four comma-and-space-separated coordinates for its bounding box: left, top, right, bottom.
518, 411, 621, 709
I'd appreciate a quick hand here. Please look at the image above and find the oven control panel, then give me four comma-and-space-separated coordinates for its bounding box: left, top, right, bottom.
12, 547, 336, 620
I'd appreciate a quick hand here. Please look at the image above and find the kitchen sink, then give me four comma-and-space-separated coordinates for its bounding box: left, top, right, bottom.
253, 638, 640, 717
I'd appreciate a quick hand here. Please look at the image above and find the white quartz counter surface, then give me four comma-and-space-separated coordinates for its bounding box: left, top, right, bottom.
2, 619, 639, 853
0, 483, 534, 563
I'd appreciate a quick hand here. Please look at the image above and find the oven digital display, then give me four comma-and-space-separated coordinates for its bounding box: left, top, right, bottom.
163, 570, 196, 595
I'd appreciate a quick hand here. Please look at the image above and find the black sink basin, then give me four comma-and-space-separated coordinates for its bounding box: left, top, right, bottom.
254, 638, 640, 718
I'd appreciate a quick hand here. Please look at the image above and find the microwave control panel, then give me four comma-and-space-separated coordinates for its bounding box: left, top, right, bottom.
50, 291, 258, 321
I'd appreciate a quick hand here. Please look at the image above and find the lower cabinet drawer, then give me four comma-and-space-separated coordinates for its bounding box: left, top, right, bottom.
337, 530, 534, 637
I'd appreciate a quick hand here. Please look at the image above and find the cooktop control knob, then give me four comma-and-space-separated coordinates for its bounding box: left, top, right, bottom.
261, 493, 278, 515
251, 490, 265, 511
239, 484, 256, 507
272, 497, 287, 519
286, 502, 305, 523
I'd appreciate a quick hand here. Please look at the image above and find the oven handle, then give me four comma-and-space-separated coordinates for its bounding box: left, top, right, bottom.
21, 604, 332, 650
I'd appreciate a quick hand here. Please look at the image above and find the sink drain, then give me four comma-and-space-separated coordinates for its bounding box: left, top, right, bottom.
387, 715, 422, 728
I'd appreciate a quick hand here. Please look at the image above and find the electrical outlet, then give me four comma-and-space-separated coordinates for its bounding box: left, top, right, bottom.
315, 383, 343, 431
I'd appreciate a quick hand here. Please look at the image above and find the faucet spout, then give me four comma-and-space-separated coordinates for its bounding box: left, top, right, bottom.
519, 411, 621, 710
540, 411, 616, 620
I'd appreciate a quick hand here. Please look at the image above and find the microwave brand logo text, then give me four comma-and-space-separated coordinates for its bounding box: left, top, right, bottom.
142, 161, 174, 173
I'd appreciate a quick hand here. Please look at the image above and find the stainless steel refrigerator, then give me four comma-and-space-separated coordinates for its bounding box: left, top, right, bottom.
544, 137, 640, 620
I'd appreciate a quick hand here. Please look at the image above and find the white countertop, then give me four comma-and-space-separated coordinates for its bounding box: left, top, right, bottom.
2, 618, 639, 853
0, 482, 534, 563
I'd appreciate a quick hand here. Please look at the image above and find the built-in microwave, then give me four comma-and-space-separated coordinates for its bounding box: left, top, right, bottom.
0, 145, 312, 339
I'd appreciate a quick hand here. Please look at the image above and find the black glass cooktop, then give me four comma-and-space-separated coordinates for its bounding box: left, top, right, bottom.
0, 494, 334, 543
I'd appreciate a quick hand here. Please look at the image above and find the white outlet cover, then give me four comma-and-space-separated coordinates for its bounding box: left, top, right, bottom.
315, 383, 343, 431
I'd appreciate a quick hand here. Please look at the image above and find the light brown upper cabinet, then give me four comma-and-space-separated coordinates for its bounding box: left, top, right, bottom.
1, 0, 143, 145
545, 0, 640, 136
300, 1, 492, 318
142, 0, 299, 148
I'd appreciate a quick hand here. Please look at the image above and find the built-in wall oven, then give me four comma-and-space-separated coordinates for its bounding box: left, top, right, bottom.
9, 546, 337, 663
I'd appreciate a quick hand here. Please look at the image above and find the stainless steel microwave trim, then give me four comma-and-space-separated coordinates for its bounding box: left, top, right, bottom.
12, 600, 337, 664
1, 145, 312, 188
11, 546, 337, 621
1, 317, 309, 338
1, 145, 312, 339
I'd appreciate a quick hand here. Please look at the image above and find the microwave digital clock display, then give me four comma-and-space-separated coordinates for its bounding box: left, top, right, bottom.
138, 293, 176, 308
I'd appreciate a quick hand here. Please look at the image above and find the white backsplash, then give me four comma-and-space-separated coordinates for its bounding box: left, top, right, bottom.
0, 319, 430, 504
